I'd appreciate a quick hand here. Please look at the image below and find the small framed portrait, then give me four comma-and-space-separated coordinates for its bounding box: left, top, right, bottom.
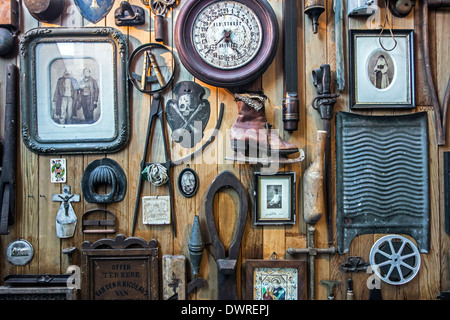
253, 172, 296, 225
19, 27, 129, 154
245, 259, 306, 300
177, 167, 199, 198
349, 29, 415, 109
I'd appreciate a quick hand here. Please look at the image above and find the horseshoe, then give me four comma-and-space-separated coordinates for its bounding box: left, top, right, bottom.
204, 170, 248, 300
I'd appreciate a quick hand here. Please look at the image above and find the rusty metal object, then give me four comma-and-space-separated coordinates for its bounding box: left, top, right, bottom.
115, 1, 145, 26
82, 209, 116, 234
165, 81, 211, 149
81, 158, 127, 204
287, 226, 336, 300
62, 247, 76, 265
418, 0, 450, 145
388, 0, 416, 18
187, 215, 206, 296
23, 0, 65, 22
444, 152, 450, 234
129, 43, 176, 237
282, 0, 299, 132
319, 280, 341, 300
150, 0, 176, 42
0, 64, 17, 235
428, 0, 450, 7
311, 64, 339, 244
0, 0, 19, 28
336, 111, 430, 254
81, 234, 159, 300
340, 256, 370, 272
4, 274, 70, 286
304, 0, 325, 34
205, 170, 248, 300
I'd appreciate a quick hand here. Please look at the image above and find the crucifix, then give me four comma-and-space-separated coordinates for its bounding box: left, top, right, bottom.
52, 185, 80, 239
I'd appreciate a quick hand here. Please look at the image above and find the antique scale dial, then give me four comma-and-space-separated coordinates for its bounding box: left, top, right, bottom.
192, 1, 263, 70
175, 0, 279, 87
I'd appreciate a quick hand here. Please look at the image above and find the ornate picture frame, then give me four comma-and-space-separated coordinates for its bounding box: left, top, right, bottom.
253, 172, 296, 225
349, 29, 415, 109
19, 27, 129, 154
245, 259, 306, 300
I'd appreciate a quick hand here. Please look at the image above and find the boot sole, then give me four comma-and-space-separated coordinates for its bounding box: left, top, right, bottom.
231, 140, 298, 156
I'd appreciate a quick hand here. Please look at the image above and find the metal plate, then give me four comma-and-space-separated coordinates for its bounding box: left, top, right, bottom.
6, 239, 34, 266
336, 111, 430, 254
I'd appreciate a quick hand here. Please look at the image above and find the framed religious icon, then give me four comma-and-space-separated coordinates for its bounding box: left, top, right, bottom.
349, 29, 415, 109
253, 172, 296, 225
245, 259, 306, 300
19, 27, 129, 154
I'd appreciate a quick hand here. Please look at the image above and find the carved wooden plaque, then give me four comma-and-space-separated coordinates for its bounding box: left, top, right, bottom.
81, 234, 159, 300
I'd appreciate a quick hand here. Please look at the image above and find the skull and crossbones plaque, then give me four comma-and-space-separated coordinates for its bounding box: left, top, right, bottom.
165, 81, 210, 148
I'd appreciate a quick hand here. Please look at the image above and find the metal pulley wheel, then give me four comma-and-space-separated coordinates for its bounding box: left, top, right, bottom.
369, 235, 421, 285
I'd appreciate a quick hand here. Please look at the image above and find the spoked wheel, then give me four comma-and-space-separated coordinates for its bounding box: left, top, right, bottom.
369, 235, 421, 285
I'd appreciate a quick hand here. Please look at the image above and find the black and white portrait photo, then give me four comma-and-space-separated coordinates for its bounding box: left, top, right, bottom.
254, 172, 295, 225
368, 51, 395, 90
51, 58, 100, 125
349, 29, 415, 109
266, 185, 282, 209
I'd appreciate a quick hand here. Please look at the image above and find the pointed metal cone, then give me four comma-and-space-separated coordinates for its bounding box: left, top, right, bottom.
188, 215, 204, 276
74, 0, 115, 24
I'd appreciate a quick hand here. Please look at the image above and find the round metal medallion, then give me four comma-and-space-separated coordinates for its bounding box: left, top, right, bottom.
175, 0, 279, 87
6, 239, 34, 266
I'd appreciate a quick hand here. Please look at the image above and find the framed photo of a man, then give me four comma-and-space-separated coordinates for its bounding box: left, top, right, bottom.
349, 29, 415, 109
254, 172, 296, 225
20, 27, 129, 154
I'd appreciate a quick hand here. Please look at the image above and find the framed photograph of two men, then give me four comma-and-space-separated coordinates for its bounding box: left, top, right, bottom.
19, 27, 129, 154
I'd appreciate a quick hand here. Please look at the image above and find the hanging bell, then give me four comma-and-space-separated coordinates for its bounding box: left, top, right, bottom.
305, 0, 325, 34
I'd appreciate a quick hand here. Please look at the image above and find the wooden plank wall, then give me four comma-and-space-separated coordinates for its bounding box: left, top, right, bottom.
0, 0, 448, 300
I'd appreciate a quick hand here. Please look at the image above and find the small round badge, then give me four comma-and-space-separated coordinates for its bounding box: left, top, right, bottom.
6, 239, 34, 266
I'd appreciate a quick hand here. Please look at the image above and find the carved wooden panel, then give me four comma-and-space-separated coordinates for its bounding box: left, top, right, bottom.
81, 234, 159, 300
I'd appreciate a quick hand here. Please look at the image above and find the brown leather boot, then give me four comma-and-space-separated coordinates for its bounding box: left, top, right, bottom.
230, 92, 299, 156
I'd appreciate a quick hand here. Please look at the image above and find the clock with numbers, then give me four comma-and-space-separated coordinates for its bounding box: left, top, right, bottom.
175, 0, 279, 87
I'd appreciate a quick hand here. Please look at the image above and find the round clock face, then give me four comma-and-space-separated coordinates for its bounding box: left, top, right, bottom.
175, 0, 279, 87
192, 1, 263, 70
